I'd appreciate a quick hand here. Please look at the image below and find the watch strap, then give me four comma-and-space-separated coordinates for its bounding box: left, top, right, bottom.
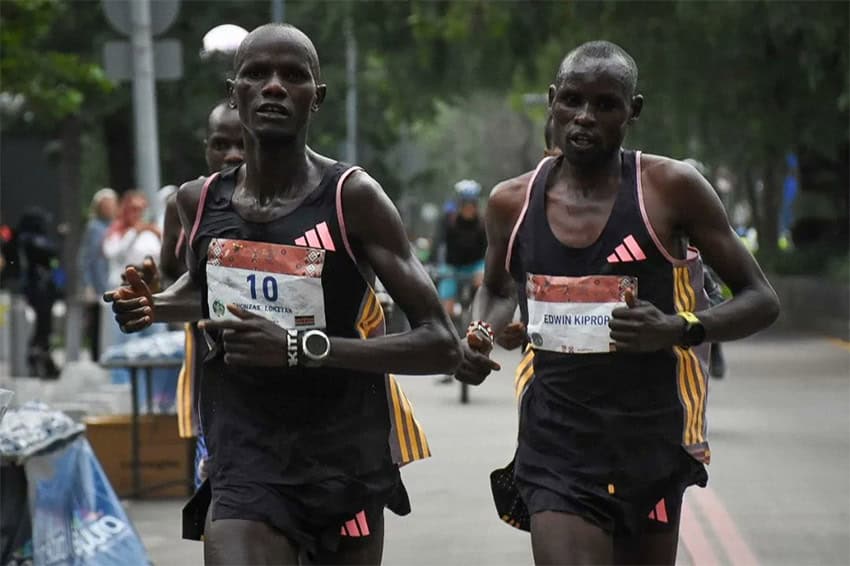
285, 329, 299, 368
676, 311, 704, 348
677, 311, 700, 326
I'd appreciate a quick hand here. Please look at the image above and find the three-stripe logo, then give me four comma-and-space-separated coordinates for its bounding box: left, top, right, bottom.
606, 234, 646, 263
294, 221, 336, 251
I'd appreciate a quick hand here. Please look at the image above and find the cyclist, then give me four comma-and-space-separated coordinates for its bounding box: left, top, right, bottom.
433, 180, 488, 319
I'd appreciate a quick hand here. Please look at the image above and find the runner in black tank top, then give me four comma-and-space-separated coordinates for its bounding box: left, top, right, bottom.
507, 150, 708, 531
104, 24, 460, 565
188, 162, 413, 557
455, 41, 779, 564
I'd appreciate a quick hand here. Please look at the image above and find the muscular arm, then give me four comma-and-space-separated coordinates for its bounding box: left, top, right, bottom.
644, 158, 780, 342
151, 178, 207, 322
324, 171, 461, 374
105, 179, 205, 331
472, 173, 532, 342
159, 191, 187, 285
453, 173, 532, 384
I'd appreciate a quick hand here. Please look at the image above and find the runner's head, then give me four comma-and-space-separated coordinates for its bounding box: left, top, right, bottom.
228, 24, 325, 143
548, 41, 643, 167
205, 102, 244, 173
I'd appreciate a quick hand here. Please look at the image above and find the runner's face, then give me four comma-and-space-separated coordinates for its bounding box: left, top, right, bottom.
549, 57, 638, 167
205, 110, 244, 173
231, 31, 323, 141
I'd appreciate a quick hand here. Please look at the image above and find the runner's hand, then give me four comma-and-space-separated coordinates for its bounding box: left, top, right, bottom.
120, 256, 161, 293
199, 304, 287, 367
609, 290, 681, 352
140, 256, 161, 293
103, 266, 154, 333
454, 338, 500, 385
496, 321, 526, 350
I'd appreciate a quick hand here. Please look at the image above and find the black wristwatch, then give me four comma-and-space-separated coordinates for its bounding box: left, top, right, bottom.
677, 311, 706, 348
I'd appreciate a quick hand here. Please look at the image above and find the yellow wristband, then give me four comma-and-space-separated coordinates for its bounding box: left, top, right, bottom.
677, 311, 700, 325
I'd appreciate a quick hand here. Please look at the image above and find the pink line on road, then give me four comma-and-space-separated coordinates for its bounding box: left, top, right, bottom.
680, 498, 720, 566
692, 486, 760, 566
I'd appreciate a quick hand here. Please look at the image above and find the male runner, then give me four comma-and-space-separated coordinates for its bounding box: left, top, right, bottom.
106, 24, 460, 565
497, 116, 732, 369
159, 101, 244, 485
456, 41, 779, 564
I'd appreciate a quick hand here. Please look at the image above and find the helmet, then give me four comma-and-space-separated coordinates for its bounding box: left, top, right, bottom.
454, 179, 481, 202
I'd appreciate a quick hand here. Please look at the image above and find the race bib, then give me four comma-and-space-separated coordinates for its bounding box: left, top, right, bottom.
206, 238, 326, 329
526, 274, 637, 354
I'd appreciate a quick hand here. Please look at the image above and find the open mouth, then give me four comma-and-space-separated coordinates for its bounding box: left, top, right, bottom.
256, 103, 290, 117
569, 133, 595, 149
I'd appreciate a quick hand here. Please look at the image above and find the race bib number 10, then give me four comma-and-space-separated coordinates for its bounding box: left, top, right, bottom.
206, 238, 326, 330
526, 274, 637, 354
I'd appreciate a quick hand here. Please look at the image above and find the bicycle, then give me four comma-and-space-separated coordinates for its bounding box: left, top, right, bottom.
431, 265, 480, 404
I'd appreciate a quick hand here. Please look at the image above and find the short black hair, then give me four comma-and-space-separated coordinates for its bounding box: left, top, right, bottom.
207, 101, 233, 136
555, 40, 638, 97
233, 23, 321, 82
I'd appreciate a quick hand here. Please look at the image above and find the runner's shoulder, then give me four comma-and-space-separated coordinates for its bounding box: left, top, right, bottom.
639, 152, 712, 207
641, 153, 706, 194
488, 170, 534, 226
175, 176, 207, 219
339, 167, 386, 209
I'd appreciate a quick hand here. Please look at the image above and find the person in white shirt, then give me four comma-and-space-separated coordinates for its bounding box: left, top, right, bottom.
102, 191, 161, 288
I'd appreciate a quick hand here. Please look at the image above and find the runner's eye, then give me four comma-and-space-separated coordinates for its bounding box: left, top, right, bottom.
562, 94, 582, 107
597, 98, 618, 112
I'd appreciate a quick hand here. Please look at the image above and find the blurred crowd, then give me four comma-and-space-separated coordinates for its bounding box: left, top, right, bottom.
0, 189, 175, 408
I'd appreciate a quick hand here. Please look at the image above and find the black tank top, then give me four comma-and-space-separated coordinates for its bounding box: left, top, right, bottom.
184, 163, 428, 546
508, 151, 711, 464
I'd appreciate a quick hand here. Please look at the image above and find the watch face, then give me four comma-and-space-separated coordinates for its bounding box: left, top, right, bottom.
305, 332, 329, 357
686, 323, 706, 347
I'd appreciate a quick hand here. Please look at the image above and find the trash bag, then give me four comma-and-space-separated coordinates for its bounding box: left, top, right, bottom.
24, 437, 149, 566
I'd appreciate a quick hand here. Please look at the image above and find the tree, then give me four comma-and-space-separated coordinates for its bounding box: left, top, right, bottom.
1, 0, 114, 360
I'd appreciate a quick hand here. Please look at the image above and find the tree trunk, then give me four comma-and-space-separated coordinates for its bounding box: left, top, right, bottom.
59, 116, 83, 362
759, 160, 783, 259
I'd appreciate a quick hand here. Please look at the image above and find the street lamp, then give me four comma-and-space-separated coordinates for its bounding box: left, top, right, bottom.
200, 24, 249, 59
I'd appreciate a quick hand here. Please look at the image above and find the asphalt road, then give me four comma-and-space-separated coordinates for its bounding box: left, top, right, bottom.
121, 330, 850, 565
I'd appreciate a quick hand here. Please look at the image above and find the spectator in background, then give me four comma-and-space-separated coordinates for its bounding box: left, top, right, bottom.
102, 191, 174, 412
8, 208, 62, 378
102, 191, 161, 289
79, 188, 118, 361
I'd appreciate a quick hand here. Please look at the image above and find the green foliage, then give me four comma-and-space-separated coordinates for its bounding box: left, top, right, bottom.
0, 0, 111, 124
2, 0, 845, 269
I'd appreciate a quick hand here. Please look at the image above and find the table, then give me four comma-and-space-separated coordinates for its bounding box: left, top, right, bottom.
98, 358, 184, 498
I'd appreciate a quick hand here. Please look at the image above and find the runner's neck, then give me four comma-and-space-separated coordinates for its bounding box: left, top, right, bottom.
555, 151, 622, 199
242, 135, 313, 203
